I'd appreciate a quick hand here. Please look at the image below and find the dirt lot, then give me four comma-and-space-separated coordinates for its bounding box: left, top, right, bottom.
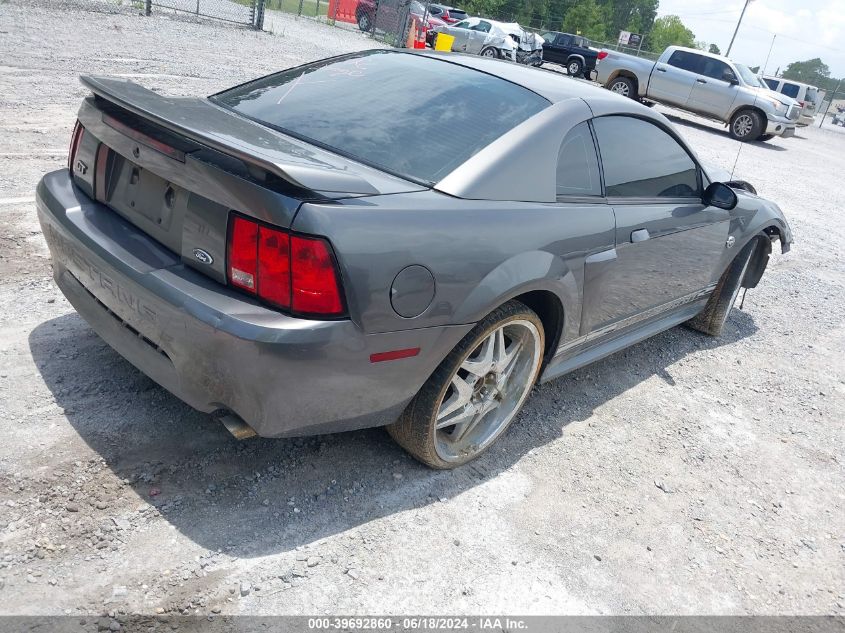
0, 0, 843, 618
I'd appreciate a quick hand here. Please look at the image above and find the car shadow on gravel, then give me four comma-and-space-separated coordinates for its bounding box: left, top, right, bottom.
662, 114, 789, 151
29, 308, 758, 558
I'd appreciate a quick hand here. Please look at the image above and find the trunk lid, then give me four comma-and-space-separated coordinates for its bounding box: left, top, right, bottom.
70, 76, 425, 282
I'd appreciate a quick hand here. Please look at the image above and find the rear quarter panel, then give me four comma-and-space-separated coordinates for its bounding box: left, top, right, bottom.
292, 191, 617, 342
596, 51, 654, 96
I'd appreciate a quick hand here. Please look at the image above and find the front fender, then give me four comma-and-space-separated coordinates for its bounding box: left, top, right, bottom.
451, 250, 580, 341
732, 194, 793, 255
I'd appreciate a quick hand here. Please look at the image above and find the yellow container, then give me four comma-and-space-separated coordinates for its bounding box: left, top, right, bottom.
434, 33, 455, 51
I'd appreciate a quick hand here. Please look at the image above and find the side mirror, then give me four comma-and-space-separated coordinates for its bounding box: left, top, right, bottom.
704, 182, 738, 210
723, 71, 738, 85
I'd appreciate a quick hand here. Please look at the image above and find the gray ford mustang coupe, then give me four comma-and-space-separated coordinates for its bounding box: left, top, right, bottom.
37, 49, 792, 469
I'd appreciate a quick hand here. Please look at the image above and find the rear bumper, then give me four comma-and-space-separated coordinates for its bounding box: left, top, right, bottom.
797, 113, 815, 126
36, 170, 471, 437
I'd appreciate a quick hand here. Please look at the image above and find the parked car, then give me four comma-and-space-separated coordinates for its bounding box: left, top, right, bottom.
761, 75, 823, 126
355, 0, 442, 36
539, 31, 606, 79
38, 50, 792, 468
426, 3, 467, 24
433, 17, 544, 65
596, 45, 801, 142
832, 106, 845, 126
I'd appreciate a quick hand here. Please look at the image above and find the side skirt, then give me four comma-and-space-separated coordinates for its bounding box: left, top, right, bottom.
539, 300, 706, 384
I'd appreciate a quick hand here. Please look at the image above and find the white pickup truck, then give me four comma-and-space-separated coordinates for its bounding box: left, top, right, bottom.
596, 45, 801, 142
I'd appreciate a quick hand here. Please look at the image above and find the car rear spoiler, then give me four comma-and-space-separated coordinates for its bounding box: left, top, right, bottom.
80, 76, 386, 196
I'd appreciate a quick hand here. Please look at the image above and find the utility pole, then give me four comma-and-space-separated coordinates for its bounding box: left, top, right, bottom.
819, 79, 841, 128
726, 0, 752, 57
762, 33, 776, 76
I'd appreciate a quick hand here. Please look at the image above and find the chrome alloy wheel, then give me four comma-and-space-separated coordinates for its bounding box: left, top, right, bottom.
733, 113, 754, 138
433, 319, 542, 462
568, 61, 581, 75
609, 80, 630, 97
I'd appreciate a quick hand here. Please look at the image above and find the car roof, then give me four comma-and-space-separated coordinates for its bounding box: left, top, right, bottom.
671, 46, 738, 64
416, 50, 647, 112
762, 74, 817, 89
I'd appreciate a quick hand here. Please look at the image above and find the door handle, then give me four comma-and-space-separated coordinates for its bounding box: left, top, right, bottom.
656, 67, 667, 72
631, 228, 650, 242
696, 78, 707, 84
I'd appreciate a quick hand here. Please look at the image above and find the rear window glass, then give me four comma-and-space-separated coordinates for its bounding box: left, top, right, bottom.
806, 87, 819, 103
449, 9, 467, 19
212, 51, 549, 184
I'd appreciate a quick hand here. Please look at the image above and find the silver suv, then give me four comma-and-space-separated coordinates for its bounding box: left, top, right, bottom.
596, 46, 801, 142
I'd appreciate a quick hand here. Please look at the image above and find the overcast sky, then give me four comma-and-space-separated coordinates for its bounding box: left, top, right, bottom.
655, 0, 845, 78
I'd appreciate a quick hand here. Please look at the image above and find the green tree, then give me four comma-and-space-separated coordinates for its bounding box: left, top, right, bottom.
560, 0, 608, 41
646, 14, 695, 53
597, 0, 657, 39
708, 43, 720, 55
782, 58, 831, 86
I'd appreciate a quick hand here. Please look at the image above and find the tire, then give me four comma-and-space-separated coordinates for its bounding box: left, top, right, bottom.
606, 76, 635, 99
566, 58, 583, 77
757, 134, 774, 141
480, 46, 499, 58
729, 109, 764, 142
686, 238, 759, 337
387, 300, 544, 469
356, 12, 371, 31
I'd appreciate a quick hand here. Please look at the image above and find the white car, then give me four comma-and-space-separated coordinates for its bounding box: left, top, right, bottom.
832, 109, 845, 126
761, 75, 823, 127
433, 17, 543, 65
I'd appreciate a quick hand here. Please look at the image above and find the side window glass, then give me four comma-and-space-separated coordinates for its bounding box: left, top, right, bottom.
592, 116, 699, 199
699, 58, 730, 81
782, 83, 800, 99
558, 35, 571, 46
556, 122, 602, 197
763, 78, 779, 90
667, 50, 700, 73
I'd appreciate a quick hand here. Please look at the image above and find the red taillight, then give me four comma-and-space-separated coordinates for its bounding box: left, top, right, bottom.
597, 51, 608, 60
68, 121, 84, 173
291, 235, 344, 315
228, 215, 259, 293
798, 100, 805, 108
226, 214, 344, 317
257, 226, 291, 309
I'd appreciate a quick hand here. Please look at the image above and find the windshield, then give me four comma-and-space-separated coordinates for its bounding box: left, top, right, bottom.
735, 64, 763, 87
211, 51, 549, 185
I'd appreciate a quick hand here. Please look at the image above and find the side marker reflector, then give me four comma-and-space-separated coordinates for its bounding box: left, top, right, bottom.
369, 348, 420, 363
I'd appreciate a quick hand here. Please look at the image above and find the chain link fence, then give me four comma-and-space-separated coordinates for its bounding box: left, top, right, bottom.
30, 0, 426, 44
27, 0, 263, 29
261, 0, 430, 48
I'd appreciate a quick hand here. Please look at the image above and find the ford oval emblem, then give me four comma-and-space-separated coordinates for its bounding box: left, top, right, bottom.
193, 248, 214, 265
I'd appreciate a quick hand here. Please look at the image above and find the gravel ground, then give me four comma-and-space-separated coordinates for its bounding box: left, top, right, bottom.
0, 0, 843, 618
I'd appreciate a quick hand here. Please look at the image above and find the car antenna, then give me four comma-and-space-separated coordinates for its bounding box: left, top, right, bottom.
729, 141, 744, 179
